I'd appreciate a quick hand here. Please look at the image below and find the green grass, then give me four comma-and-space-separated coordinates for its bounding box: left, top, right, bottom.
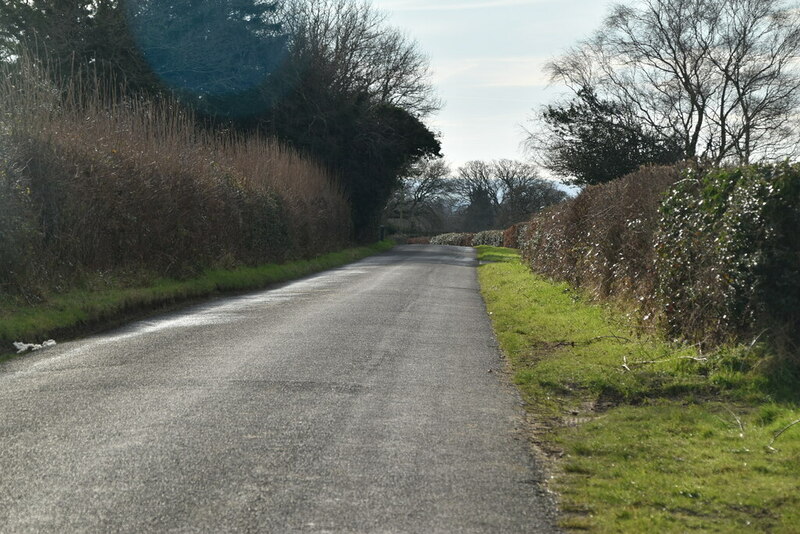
475, 245, 800, 533
0, 241, 394, 358
477, 246, 519, 263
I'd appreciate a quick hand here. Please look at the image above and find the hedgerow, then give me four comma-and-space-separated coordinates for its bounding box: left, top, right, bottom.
430, 233, 475, 246
0, 142, 36, 292
520, 163, 799, 352
521, 165, 682, 305
471, 230, 504, 247
502, 224, 528, 249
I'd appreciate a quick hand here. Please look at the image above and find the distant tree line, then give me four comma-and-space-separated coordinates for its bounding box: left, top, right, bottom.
528, 0, 800, 186
0, 0, 441, 241
383, 157, 567, 235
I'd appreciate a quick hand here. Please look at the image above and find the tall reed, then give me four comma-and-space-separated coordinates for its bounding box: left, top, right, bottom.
0, 55, 350, 298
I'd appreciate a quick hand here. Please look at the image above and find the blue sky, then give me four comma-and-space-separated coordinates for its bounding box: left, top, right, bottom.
370, 0, 613, 171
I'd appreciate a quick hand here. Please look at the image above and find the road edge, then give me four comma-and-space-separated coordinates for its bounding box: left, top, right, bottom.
1, 241, 395, 361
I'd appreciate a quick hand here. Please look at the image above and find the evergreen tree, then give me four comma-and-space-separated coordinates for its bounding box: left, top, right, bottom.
462, 188, 496, 232
537, 88, 683, 186
126, 0, 288, 116
0, 0, 157, 92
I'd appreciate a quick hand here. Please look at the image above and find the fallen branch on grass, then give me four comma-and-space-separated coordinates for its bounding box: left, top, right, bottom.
587, 335, 633, 344
555, 336, 634, 349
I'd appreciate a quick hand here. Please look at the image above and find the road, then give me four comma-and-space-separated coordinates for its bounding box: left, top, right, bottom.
0, 245, 559, 533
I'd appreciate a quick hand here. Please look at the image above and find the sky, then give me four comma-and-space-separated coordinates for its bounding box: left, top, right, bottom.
369, 0, 614, 173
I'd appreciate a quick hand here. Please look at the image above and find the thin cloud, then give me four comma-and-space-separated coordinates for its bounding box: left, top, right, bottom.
378, 0, 548, 12
433, 56, 551, 88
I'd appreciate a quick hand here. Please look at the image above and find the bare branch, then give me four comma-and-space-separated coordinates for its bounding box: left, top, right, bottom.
535, 0, 800, 173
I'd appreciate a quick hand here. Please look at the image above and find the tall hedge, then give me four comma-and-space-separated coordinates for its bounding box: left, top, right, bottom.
521, 163, 800, 350
0, 59, 351, 300
521, 166, 682, 303
0, 144, 37, 292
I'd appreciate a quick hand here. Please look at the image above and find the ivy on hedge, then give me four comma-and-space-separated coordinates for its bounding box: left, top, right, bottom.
656, 163, 800, 346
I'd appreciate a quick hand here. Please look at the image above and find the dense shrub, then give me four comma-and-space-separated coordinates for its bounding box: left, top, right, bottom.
472, 230, 504, 247
0, 143, 37, 292
502, 223, 529, 249
656, 164, 800, 347
430, 233, 475, 246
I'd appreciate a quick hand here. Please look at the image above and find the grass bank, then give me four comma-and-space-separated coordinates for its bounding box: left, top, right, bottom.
476, 245, 800, 533
1, 241, 394, 358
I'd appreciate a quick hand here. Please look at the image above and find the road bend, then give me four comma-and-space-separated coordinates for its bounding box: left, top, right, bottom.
0, 245, 559, 533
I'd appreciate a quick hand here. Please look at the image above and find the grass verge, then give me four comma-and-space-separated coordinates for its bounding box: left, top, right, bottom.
476, 245, 800, 533
1, 241, 394, 359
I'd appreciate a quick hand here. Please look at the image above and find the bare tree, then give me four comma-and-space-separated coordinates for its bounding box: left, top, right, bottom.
452, 160, 567, 230
705, 0, 800, 163
454, 160, 501, 207
493, 159, 567, 226
371, 28, 440, 117
544, 0, 800, 166
280, 0, 440, 118
404, 157, 453, 210
384, 156, 453, 234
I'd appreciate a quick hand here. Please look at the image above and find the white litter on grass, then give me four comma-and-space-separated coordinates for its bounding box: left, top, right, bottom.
12, 340, 56, 353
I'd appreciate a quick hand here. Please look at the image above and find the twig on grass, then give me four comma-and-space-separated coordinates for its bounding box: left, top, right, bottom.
767, 418, 800, 451
748, 329, 769, 350
621, 355, 708, 371
724, 405, 745, 438
556, 336, 634, 350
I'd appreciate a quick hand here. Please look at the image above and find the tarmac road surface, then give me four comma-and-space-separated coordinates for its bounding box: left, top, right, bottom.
0, 245, 559, 533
